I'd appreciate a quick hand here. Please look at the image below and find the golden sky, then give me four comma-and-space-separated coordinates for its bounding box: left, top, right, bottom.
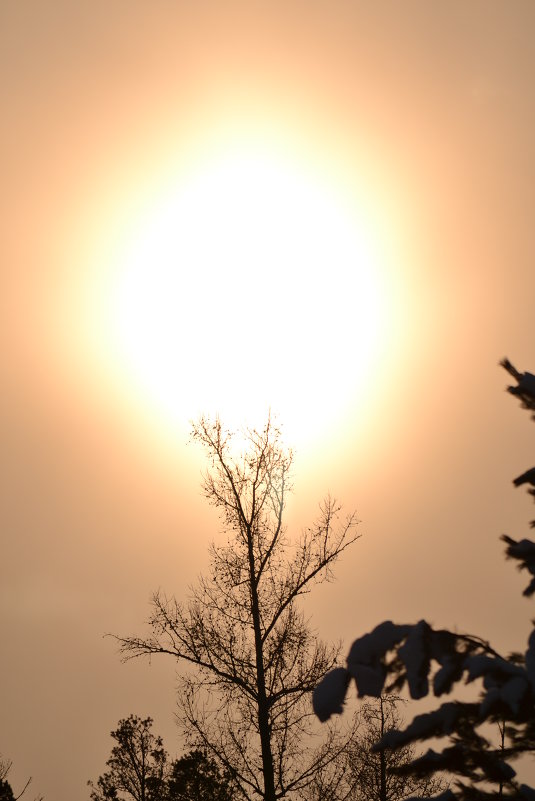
2, 2, 535, 799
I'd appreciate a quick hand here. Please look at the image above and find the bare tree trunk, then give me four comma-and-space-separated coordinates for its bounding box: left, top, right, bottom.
379, 697, 387, 801
248, 522, 276, 801
498, 718, 506, 797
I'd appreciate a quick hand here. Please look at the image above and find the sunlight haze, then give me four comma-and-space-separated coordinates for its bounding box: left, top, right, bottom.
2, 2, 535, 800
81, 137, 399, 447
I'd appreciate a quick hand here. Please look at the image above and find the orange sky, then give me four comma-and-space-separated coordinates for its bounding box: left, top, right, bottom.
2, 2, 535, 799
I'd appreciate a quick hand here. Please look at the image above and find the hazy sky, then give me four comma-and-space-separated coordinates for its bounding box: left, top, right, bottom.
2, 2, 535, 799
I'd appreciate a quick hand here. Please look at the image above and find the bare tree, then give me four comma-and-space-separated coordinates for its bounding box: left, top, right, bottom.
343, 697, 447, 801
115, 416, 360, 801
301, 698, 446, 801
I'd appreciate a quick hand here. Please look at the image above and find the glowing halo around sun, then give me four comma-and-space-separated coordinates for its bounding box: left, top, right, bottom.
97, 143, 393, 448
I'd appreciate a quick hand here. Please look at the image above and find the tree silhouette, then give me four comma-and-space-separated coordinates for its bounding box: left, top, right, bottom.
0, 761, 14, 801
88, 716, 168, 801
314, 359, 535, 800
344, 697, 446, 801
116, 416, 360, 801
0, 779, 15, 801
167, 749, 234, 800
0, 756, 41, 801
302, 697, 446, 801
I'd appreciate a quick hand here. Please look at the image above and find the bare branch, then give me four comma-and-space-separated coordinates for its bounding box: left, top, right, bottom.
115, 416, 360, 801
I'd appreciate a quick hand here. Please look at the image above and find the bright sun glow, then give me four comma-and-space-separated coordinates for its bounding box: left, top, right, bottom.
89, 142, 394, 447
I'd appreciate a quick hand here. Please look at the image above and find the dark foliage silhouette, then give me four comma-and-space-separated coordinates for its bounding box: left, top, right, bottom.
0, 780, 15, 801
88, 716, 167, 801
0, 757, 41, 801
89, 717, 236, 801
314, 359, 535, 800
167, 749, 234, 800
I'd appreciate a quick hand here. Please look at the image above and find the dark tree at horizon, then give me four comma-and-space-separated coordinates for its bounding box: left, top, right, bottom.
167, 749, 235, 801
0, 756, 41, 801
88, 716, 168, 801
0, 780, 15, 801
89, 717, 237, 801
115, 416, 361, 801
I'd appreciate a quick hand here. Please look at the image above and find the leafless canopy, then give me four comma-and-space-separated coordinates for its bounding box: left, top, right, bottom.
115, 416, 360, 801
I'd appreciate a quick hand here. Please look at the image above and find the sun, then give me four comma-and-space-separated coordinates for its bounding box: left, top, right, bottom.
87, 141, 393, 448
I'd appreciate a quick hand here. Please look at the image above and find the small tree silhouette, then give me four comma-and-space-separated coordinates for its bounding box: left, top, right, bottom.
167, 749, 234, 801
88, 716, 168, 801
0, 756, 42, 801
